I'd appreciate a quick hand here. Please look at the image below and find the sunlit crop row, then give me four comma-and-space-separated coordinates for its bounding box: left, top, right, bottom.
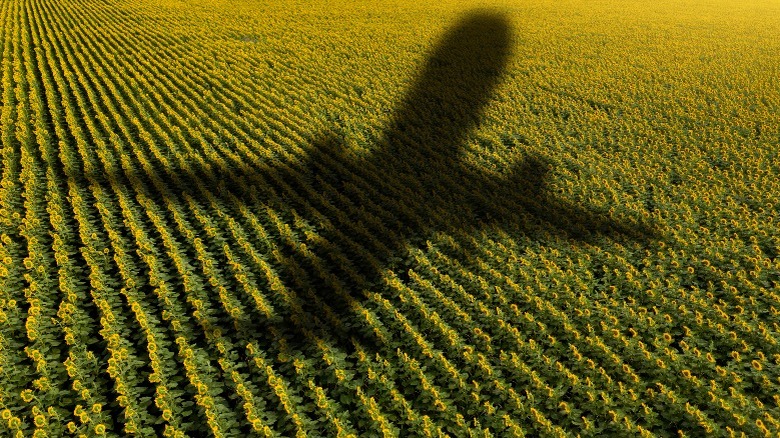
1, 0, 779, 436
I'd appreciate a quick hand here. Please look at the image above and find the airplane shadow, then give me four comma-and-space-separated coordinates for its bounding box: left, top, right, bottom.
73, 11, 662, 374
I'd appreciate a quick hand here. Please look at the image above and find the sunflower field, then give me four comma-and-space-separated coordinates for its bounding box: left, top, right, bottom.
1, 0, 779, 436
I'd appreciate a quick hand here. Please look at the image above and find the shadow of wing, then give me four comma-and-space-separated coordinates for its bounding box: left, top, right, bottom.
496, 155, 663, 245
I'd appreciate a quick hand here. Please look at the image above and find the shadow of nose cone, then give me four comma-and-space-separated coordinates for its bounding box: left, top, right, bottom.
384, 11, 513, 153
